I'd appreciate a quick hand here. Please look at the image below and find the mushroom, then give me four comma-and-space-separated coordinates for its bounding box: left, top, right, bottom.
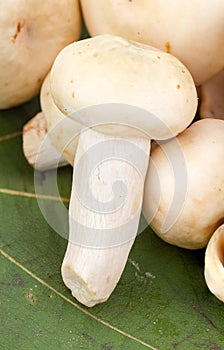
143, 119, 224, 250
204, 224, 224, 303
80, 0, 224, 85
0, 0, 81, 109
23, 112, 68, 171
40, 74, 82, 165
22, 73, 83, 170
48, 34, 197, 306
199, 69, 224, 120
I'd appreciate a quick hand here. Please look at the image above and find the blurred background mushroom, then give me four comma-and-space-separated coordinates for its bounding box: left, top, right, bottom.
80, 0, 224, 86
0, 0, 81, 109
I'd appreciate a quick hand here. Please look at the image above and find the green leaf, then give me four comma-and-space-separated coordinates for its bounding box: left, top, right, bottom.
1, 254, 146, 350
1, 32, 224, 350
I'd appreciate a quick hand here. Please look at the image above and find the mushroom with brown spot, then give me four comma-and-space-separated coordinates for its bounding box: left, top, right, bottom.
0, 0, 81, 109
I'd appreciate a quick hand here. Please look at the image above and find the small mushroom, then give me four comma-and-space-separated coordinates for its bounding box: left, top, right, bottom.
204, 224, 224, 303
0, 0, 81, 109
80, 0, 224, 85
22, 73, 83, 170
23, 112, 68, 171
49, 34, 197, 306
143, 119, 224, 249
40, 74, 82, 165
199, 69, 224, 120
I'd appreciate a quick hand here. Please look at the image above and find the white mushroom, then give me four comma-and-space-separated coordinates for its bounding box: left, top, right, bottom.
23, 112, 68, 171
143, 119, 224, 249
199, 69, 224, 120
40, 74, 82, 165
0, 0, 81, 109
205, 224, 224, 303
23, 73, 83, 170
49, 34, 197, 306
80, 0, 224, 85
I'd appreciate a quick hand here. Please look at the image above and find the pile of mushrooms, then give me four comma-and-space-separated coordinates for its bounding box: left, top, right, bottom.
23, 34, 198, 306
22, 33, 223, 306
1, 1, 223, 306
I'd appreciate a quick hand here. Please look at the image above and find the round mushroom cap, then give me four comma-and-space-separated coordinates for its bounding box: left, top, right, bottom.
80, 0, 224, 85
50, 34, 197, 140
143, 119, 224, 249
205, 224, 224, 303
0, 0, 81, 109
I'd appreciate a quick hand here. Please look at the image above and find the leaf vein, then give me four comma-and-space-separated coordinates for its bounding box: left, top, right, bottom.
0, 188, 69, 203
0, 131, 22, 142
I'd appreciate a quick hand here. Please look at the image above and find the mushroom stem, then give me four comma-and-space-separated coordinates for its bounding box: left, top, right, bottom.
23, 112, 68, 171
204, 224, 224, 303
61, 128, 150, 307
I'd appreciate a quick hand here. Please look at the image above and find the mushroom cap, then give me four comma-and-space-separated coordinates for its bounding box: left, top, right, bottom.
50, 34, 197, 140
143, 119, 224, 249
0, 0, 81, 109
205, 224, 224, 303
80, 0, 224, 85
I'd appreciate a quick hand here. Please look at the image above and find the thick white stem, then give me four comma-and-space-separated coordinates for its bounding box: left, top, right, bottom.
23, 112, 69, 171
62, 128, 150, 306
